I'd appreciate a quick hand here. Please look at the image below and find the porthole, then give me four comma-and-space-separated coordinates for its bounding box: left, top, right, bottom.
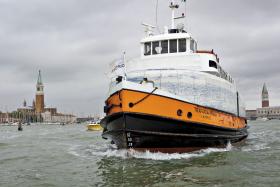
187, 112, 192, 119
177, 109, 183, 116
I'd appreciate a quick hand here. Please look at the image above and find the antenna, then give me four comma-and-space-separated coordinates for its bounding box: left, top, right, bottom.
155, 0, 161, 33
169, 0, 186, 30
141, 22, 156, 36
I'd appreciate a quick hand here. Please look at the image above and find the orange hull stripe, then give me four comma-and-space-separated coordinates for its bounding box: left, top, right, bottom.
107, 89, 246, 129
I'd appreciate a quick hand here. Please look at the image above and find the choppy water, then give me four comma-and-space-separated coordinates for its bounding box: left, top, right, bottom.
0, 120, 279, 187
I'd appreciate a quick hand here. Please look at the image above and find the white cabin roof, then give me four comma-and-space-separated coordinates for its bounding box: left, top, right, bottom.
141, 33, 192, 43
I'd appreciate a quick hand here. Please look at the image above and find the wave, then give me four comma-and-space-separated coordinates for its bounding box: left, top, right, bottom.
68, 143, 232, 161
241, 143, 271, 152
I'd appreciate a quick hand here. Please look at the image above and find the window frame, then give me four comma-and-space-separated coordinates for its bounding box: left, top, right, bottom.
169, 39, 178, 53
144, 42, 151, 56
152, 41, 160, 55
161, 40, 168, 54
179, 39, 186, 52
209, 60, 218, 69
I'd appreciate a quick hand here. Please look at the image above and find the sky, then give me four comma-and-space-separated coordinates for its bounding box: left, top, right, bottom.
0, 0, 280, 116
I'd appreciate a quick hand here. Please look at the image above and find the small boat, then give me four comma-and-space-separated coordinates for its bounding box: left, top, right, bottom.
18, 122, 23, 131
87, 121, 103, 131
257, 117, 269, 121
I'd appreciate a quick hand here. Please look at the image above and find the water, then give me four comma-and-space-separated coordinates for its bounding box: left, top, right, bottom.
0, 120, 279, 187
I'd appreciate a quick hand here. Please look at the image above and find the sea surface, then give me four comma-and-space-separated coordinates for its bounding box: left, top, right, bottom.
0, 120, 279, 187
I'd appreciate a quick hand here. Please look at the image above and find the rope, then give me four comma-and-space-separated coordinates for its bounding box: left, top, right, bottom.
130, 87, 158, 107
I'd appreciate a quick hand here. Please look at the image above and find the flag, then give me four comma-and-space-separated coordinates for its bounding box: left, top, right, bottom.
109, 54, 126, 78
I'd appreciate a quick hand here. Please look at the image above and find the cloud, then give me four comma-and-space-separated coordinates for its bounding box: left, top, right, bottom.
0, 0, 279, 115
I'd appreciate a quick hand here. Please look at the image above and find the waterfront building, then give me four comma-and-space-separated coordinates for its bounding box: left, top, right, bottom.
246, 83, 280, 120
0, 112, 6, 123
245, 110, 257, 120
41, 112, 76, 124
0, 111, 21, 124
35, 70, 45, 113
15, 70, 76, 123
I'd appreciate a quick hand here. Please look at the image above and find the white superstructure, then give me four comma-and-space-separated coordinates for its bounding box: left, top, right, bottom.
108, 0, 245, 117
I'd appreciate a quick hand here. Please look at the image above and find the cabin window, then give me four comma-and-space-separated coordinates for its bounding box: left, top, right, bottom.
209, 60, 217, 69
144, 42, 151, 56
170, 39, 177, 53
179, 39, 186, 52
152, 41, 161, 55
190, 39, 195, 51
161, 40, 168, 54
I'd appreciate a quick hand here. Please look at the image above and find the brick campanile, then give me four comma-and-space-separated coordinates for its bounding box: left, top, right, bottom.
35, 70, 45, 113
262, 83, 269, 108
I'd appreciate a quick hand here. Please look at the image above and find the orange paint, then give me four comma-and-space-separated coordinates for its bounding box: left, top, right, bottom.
106, 89, 246, 130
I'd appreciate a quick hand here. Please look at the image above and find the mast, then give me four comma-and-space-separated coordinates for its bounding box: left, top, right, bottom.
169, 0, 186, 30
169, 0, 179, 29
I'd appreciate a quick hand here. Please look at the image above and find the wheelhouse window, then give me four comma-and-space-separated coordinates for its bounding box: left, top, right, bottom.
161, 40, 168, 54
209, 60, 217, 69
190, 39, 195, 52
190, 39, 197, 52
169, 39, 177, 53
179, 39, 186, 52
152, 41, 161, 55
144, 42, 151, 56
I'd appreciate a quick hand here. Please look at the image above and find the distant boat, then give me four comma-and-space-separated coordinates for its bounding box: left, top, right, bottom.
87, 121, 103, 131
257, 117, 269, 121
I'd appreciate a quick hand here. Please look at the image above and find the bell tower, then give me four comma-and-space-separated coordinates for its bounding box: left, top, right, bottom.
262, 83, 269, 108
35, 70, 45, 113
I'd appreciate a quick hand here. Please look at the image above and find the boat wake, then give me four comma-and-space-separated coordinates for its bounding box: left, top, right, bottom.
241, 131, 273, 152
68, 143, 232, 161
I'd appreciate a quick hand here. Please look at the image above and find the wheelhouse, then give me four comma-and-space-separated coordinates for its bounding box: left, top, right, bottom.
141, 32, 197, 57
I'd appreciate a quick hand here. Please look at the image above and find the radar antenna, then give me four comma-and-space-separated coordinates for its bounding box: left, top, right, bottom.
141, 22, 156, 36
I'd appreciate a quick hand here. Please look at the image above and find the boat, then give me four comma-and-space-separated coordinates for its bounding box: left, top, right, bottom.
101, 0, 248, 152
87, 121, 103, 131
257, 117, 269, 121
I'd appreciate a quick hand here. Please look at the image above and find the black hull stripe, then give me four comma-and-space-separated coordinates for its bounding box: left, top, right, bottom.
101, 112, 248, 149
102, 112, 248, 132
103, 129, 246, 139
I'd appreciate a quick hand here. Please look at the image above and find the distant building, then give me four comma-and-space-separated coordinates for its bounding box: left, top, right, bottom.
261, 83, 269, 108
0, 111, 22, 124
246, 110, 257, 120
16, 70, 76, 123
76, 117, 96, 123
41, 112, 76, 124
256, 106, 280, 119
35, 70, 45, 113
246, 83, 280, 120
0, 112, 7, 123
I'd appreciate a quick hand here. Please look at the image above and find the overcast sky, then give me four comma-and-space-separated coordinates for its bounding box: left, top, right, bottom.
0, 0, 279, 116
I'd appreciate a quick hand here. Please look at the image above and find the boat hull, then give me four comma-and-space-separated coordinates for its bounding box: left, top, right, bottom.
101, 84, 248, 152
101, 112, 248, 151
87, 124, 103, 131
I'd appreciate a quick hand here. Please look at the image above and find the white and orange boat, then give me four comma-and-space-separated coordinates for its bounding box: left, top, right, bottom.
101, 0, 248, 152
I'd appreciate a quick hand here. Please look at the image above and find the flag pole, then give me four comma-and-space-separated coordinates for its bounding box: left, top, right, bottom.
122, 51, 127, 80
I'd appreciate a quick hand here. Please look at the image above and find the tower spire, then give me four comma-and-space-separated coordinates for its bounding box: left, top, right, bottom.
37, 70, 43, 85
35, 70, 45, 113
262, 83, 269, 108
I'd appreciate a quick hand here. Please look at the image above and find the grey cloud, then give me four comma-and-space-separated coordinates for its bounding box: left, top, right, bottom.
0, 0, 280, 115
